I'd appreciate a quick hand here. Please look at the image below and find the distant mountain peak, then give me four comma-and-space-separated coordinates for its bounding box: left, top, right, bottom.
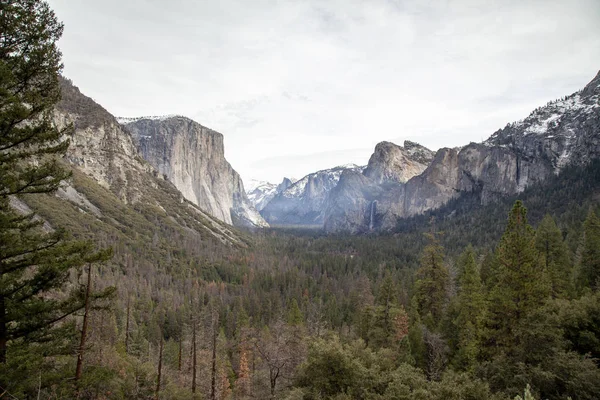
260, 164, 365, 226
246, 177, 296, 212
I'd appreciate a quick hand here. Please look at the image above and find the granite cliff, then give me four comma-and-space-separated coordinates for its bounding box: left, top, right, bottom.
121, 116, 268, 228
325, 70, 600, 233
54, 77, 246, 245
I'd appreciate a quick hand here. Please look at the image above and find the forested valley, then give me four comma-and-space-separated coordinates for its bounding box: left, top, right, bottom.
1, 1, 600, 399
9, 159, 600, 399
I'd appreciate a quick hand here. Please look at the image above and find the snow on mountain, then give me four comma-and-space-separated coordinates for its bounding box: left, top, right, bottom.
282, 164, 363, 199
261, 164, 365, 226
325, 70, 600, 233
246, 178, 296, 212
116, 115, 188, 125
485, 71, 600, 172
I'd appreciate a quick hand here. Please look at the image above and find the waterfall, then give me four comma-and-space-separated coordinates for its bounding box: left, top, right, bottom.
369, 201, 376, 231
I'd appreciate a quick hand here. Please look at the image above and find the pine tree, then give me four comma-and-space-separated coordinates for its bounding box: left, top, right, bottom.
534, 214, 572, 297
485, 201, 550, 355
408, 296, 426, 370
0, 0, 111, 394
286, 299, 304, 326
578, 208, 600, 291
453, 246, 485, 371
414, 231, 448, 326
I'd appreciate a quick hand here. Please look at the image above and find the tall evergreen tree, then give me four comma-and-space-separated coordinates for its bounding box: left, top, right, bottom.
534, 214, 571, 297
287, 298, 304, 326
453, 246, 485, 371
0, 0, 111, 394
414, 230, 448, 326
578, 208, 600, 291
484, 201, 550, 355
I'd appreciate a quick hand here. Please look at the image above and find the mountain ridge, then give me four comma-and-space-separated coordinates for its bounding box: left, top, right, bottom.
260, 164, 365, 226
324, 69, 600, 233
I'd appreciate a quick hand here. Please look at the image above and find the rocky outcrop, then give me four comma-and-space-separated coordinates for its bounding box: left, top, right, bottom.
364, 141, 434, 184
122, 117, 268, 228
246, 178, 295, 211
55, 77, 244, 245
324, 142, 435, 232
325, 70, 600, 233
57, 77, 153, 204
261, 165, 364, 226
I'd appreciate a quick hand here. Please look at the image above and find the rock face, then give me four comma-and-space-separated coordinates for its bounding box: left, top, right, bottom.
122, 117, 268, 228
261, 165, 364, 226
57, 77, 153, 204
325, 70, 600, 233
55, 77, 244, 245
364, 141, 435, 184
246, 178, 295, 212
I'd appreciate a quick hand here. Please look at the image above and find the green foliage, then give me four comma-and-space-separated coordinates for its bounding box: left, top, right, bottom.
556, 292, 600, 360
514, 385, 536, 400
0, 1, 113, 395
414, 232, 448, 326
535, 214, 572, 297
287, 299, 304, 326
485, 201, 550, 355
453, 246, 485, 371
578, 208, 600, 291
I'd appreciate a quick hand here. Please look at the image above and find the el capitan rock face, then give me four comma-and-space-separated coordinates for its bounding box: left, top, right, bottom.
324, 70, 600, 233
55, 77, 244, 245
121, 116, 268, 228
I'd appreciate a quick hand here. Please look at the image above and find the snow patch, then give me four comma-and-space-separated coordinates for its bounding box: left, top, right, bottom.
524, 113, 561, 135
282, 164, 364, 199
117, 115, 186, 124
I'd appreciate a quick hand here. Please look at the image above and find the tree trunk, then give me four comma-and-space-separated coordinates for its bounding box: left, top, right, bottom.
0, 295, 6, 364
210, 311, 219, 400
270, 367, 280, 399
155, 335, 163, 400
192, 319, 197, 394
210, 326, 217, 400
125, 296, 131, 354
178, 334, 182, 372
75, 263, 93, 383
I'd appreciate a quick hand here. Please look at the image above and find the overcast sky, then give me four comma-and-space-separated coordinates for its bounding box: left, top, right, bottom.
47, 0, 600, 184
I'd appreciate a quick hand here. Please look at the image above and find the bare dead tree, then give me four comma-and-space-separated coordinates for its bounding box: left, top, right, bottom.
125, 295, 131, 354
191, 315, 197, 395
253, 319, 304, 399
75, 263, 93, 392
155, 335, 164, 400
210, 311, 219, 400
423, 328, 448, 381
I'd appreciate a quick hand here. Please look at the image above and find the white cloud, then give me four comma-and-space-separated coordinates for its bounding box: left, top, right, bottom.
48, 0, 600, 183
